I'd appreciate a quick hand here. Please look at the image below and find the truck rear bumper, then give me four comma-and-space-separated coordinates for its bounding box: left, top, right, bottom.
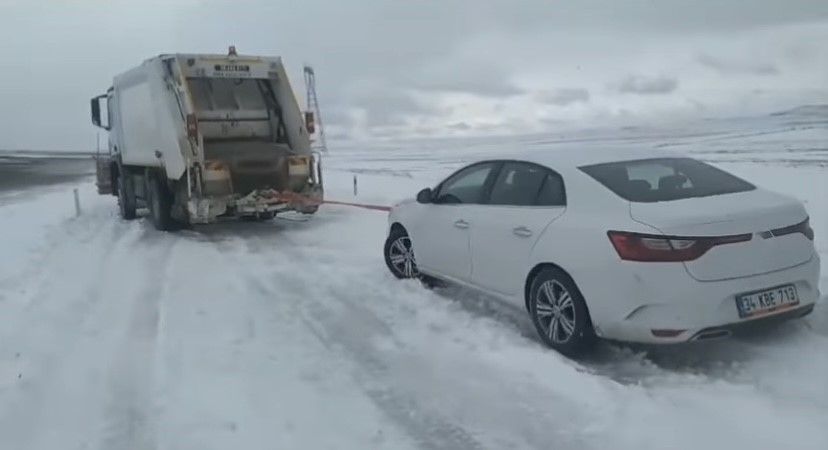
187, 189, 323, 223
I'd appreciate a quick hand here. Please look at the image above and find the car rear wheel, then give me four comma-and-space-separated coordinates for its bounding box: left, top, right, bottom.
529, 267, 595, 356
384, 227, 418, 279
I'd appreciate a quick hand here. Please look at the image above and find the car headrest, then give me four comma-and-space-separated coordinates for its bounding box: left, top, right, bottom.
658, 174, 688, 191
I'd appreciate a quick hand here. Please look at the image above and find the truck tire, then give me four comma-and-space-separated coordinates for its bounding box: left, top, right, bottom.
148, 174, 175, 231
117, 167, 137, 220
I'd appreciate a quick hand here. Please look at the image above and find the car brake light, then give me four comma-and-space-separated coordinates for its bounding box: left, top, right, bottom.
771, 218, 814, 241
607, 230, 752, 262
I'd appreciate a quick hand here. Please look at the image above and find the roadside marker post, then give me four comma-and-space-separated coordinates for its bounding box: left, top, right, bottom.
353, 174, 358, 196
73, 188, 81, 217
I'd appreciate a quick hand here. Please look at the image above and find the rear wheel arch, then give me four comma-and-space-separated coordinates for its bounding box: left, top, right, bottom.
526, 262, 596, 355
524, 262, 586, 312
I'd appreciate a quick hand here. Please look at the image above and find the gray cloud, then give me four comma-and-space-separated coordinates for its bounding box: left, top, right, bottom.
408, 62, 524, 98
319, 107, 353, 127
697, 53, 779, 75
350, 90, 434, 128
612, 75, 679, 95
448, 122, 472, 131
536, 88, 590, 106
0, 0, 827, 148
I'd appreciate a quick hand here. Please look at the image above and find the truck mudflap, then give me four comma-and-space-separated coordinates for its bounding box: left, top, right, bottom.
187, 197, 229, 223
95, 154, 114, 195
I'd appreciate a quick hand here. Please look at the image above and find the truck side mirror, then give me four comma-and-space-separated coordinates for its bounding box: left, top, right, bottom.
416, 188, 433, 204
90, 95, 110, 130
91, 98, 101, 127
304, 111, 315, 134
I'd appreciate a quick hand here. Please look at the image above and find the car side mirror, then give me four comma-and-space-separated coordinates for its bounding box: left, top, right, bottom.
416, 188, 433, 204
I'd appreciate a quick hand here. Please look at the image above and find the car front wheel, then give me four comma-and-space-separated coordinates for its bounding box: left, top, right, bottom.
529, 267, 595, 356
384, 227, 418, 279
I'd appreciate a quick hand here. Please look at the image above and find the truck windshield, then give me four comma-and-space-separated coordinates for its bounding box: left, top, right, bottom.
188, 78, 268, 111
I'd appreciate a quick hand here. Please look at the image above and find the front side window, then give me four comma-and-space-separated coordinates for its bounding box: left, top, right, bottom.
489, 162, 565, 206
434, 162, 497, 204
580, 157, 755, 202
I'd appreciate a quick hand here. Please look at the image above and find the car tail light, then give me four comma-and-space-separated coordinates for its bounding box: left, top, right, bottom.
607, 231, 752, 262
771, 218, 814, 241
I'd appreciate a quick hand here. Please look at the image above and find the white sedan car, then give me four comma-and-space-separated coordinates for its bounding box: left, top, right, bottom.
384, 148, 820, 355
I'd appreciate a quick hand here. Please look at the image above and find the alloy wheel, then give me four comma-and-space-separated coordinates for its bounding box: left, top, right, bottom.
535, 279, 577, 344
387, 236, 417, 278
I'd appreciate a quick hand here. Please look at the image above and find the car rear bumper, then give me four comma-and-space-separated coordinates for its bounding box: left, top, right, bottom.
594, 253, 821, 344
688, 303, 815, 341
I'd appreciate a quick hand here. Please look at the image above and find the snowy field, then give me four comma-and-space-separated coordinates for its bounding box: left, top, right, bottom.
0, 109, 826, 449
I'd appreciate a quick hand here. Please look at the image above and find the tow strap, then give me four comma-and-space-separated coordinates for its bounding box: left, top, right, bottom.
324, 200, 391, 212
258, 190, 392, 212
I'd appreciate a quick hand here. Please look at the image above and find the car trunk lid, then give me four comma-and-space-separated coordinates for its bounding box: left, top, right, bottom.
630, 189, 813, 281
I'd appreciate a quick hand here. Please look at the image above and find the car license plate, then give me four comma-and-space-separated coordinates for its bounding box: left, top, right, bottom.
736, 284, 799, 318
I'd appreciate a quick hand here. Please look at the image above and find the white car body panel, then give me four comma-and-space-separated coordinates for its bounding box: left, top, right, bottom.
469, 204, 564, 296
387, 147, 821, 344
407, 204, 473, 280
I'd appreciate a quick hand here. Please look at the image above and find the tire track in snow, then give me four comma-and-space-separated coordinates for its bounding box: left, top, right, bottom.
221, 219, 601, 450
202, 225, 486, 450
0, 212, 148, 449
97, 227, 176, 450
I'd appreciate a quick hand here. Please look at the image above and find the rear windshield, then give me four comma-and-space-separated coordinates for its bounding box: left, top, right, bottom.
579, 157, 756, 202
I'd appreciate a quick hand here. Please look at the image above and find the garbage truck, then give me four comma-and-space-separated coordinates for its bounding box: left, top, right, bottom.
91, 47, 323, 230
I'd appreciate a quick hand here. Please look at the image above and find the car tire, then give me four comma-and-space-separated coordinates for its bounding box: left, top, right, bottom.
148, 174, 175, 231
529, 267, 595, 357
384, 227, 419, 279
117, 167, 137, 220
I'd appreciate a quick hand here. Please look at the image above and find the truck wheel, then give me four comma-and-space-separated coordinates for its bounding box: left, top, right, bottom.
117, 168, 137, 220
148, 174, 175, 231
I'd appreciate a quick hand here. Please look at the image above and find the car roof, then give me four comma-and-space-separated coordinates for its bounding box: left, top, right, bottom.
508, 145, 688, 170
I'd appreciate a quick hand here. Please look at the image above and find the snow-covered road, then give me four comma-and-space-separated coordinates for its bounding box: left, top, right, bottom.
1, 114, 827, 449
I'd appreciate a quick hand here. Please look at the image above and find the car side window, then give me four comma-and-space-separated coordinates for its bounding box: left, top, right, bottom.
434, 163, 496, 204
536, 173, 566, 206
489, 162, 565, 206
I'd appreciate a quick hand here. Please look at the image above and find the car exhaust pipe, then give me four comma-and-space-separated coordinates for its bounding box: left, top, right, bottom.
692, 329, 732, 341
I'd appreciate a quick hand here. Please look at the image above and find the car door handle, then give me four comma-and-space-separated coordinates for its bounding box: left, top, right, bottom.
512, 226, 533, 237
454, 219, 470, 229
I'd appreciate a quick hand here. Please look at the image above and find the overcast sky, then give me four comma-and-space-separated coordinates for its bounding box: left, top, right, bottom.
1, 0, 827, 150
